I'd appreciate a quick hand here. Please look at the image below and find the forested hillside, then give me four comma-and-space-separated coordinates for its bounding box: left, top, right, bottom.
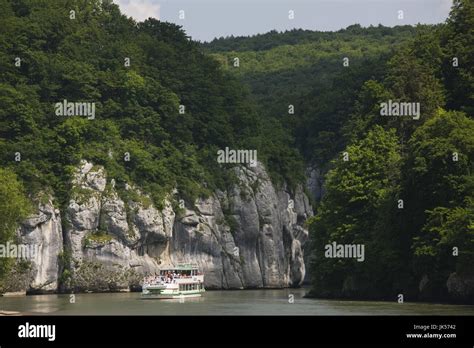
0, 0, 306, 292
204, 25, 418, 167
0, 0, 311, 224
205, 0, 474, 303
0, 0, 472, 302
0, 0, 259, 207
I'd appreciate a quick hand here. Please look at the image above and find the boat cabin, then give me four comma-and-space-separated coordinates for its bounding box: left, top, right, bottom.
159, 264, 201, 277
142, 263, 205, 299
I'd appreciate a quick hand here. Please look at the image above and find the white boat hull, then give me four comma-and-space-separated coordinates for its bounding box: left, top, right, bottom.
141, 264, 205, 300
141, 291, 205, 300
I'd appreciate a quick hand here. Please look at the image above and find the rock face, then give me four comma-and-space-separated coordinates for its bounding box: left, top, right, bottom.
446, 273, 474, 303
171, 165, 312, 288
14, 160, 311, 292
306, 166, 325, 202
17, 198, 63, 293
63, 162, 165, 292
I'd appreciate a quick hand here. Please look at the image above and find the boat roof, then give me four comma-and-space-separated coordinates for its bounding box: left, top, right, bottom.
159, 263, 199, 271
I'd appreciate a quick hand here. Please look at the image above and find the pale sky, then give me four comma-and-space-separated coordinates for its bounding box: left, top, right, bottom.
114, 0, 453, 42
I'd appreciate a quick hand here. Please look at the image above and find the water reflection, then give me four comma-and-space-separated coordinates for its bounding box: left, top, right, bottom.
1, 288, 473, 316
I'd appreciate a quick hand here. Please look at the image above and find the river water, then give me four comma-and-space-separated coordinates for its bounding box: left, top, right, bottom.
1, 288, 473, 315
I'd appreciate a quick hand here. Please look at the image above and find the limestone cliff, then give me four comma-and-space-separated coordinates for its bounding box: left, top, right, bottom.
15, 160, 312, 293
16, 198, 63, 293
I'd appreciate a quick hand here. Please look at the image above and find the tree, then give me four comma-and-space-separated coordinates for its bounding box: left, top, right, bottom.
309, 126, 403, 298
405, 110, 474, 298
442, 0, 474, 115
0, 168, 31, 288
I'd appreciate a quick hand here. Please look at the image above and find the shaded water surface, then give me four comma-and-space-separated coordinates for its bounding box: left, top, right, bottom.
1, 288, 473, 315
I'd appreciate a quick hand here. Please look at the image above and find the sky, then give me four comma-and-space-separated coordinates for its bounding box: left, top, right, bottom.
114, 0, 453, 42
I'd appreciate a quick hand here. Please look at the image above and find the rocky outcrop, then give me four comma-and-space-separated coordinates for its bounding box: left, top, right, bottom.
416, 273, 474, 304
16, 197, 63, 293
171, 164, 312, 289
11, 160, 312, 293
63, 163, 164, 291
306, 166, 325, 202
446, 273, 474, 303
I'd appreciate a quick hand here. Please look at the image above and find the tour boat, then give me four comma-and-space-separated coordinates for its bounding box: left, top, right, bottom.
141, 264, 205, 299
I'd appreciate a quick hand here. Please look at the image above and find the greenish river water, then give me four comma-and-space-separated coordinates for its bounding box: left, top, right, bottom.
1, 288, 473, 315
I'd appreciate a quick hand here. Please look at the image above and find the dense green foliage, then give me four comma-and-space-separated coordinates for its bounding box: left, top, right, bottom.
0, 0, 472, 302
204, 25, 418, 53
205, 25, 418, 167
442, 0, 474, 115
307, 1, 474, 302
309, 126, 404, 298
0, 168, 31, 287
206, 0, 474, 302
0, 0, 301, 285
0, 0, 293, 211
